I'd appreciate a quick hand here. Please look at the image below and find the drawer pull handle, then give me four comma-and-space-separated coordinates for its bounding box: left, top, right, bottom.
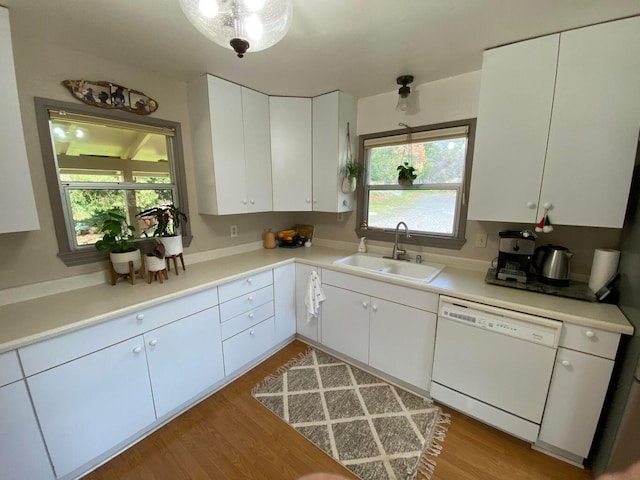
248, 295, 253, 302
247, 278, 253, 284
136, 314, 145, 321
133, 346, 143, 354
585, 330, 595, 338
248, 313, 254, 319
250, 329, 255, 336
148, 339, 158, 346
561, 359, 571, 367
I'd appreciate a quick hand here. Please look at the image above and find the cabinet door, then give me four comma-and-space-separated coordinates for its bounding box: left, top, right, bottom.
538, 347, 614, 458
242, 87, 273, 212
541, 17, 640, 228
0, 381, 54, 480
321, 284, 370, 364
144, 308, 224, 418
369, 299, 436, 390
0, 7, 39, 233
273, 264, 296, 344
295, 264, 321, 341
468, 34, 558, 223
270, 96, 312, 211
28, 337, 156, 478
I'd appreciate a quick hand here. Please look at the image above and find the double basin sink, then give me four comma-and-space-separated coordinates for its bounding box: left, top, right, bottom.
332, 254, 445, 283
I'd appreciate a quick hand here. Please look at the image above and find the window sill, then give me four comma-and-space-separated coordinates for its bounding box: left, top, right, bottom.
357, 229, 466, 250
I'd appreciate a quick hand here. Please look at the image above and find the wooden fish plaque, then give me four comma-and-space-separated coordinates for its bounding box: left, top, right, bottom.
62, 80, 158, 115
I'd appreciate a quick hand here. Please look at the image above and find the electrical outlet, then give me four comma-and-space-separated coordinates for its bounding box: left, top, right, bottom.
475, 233, 487, 248
230, 225, 238, 237
337, 213, 344, 222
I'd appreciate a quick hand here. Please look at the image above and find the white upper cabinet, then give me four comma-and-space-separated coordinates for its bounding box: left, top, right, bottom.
469, 16, 640, 228
0, 7, 39, 233
468, 34, 558, 223
541, 16, 640, 228
312, 91, 358, 213
187, 74, 271, 215
270, 96, 313, 211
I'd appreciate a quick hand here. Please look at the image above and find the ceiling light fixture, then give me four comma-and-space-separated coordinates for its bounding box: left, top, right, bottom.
179, 0, 293, 58
396, 75, 414, 112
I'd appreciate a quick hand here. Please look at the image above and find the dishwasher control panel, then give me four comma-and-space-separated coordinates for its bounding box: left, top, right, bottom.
440, 300, 561, 348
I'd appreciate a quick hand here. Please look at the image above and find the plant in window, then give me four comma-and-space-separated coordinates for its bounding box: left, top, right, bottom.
94, 209, 142, 279
397, 162, 418, 185
136, 204, 188, 257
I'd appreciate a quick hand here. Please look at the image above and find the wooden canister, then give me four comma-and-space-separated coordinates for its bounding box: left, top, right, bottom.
263, 229, 276, 249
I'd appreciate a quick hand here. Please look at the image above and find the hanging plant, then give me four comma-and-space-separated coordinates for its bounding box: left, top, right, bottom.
341, 122, 360, 193
397, 162, 417, 185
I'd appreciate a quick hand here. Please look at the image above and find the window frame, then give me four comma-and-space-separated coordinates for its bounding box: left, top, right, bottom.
356, 118, 476, 250
35, 97, 192, 266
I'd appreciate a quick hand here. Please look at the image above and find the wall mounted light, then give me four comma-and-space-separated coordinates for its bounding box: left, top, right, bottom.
396, 75, 414, 112
179, 0, 293, 58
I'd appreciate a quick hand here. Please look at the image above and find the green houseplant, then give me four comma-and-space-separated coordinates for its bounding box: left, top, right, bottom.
94, 209, 141, 275
341, 160, 363, 193
397, 162, 418, 186
136, 204, 188, 257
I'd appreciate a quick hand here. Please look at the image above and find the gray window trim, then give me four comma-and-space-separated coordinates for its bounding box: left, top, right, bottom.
355, 118, 476, 250
34, 97, 192, 266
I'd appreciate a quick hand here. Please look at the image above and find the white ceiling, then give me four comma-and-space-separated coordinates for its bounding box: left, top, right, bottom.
5, 0, 640, 98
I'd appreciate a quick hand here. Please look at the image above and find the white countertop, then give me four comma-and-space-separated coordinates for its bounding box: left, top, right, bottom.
0, 246, 633, 354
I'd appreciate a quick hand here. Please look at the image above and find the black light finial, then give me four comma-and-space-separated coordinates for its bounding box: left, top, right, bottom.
230, 38, 250, 58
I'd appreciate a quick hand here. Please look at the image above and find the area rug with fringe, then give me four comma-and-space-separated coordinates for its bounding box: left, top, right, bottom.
251, 348, 449, 480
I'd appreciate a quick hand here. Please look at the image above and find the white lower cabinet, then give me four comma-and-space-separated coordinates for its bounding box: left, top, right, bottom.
27, 337, 156, 478
295, 264, 322, 341
273, 264, 296, 344
0, 380, 54, 480
538, 347, 615, 458
321, 284, 370, 364
223, 317, 276, 375
369, 299, 436, 391
144, 307, 224, 418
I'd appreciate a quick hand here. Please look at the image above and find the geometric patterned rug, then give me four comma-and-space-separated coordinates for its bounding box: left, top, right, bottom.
252, 348, 449, 480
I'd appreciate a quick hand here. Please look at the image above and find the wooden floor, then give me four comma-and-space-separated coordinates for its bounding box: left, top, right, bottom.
86, 341, 594, 480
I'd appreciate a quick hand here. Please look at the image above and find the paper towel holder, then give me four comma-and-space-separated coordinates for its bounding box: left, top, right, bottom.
595, 272, 620, 303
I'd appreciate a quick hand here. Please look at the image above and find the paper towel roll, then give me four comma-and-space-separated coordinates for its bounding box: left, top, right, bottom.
589, 249, 620, 293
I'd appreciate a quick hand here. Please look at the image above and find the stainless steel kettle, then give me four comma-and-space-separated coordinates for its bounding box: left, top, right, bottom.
533, 245, 574, 286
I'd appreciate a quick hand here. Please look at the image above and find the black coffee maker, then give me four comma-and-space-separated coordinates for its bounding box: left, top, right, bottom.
496, 230, 536, 283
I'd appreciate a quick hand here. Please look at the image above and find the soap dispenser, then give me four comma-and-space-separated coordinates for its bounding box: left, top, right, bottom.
358, 237, 367, 253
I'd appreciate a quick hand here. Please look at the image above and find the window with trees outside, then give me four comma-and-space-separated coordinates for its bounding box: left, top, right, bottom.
35, 98, 190, 266
356, 119, 476, 249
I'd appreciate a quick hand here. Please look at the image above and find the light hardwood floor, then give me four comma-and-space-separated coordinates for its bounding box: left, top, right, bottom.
85, 341, 594, 480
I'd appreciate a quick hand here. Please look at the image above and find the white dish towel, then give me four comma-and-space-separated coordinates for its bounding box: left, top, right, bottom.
305, 271, 326, 320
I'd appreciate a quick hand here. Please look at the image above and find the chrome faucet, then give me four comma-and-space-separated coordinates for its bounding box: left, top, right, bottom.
386, 221, 410, 261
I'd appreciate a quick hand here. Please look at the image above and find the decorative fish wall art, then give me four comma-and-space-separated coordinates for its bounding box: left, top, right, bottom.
61, 79, 159, 115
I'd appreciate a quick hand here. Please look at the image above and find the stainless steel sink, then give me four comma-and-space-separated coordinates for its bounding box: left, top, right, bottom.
332, 254, 445, 283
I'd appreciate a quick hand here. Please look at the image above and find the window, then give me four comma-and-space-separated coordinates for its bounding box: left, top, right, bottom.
357, 119, 476, 249
35, 98, 190, 266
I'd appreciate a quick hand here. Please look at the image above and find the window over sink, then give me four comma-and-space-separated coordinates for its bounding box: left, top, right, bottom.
356, 119, 476, 249
35, 98, 191, 266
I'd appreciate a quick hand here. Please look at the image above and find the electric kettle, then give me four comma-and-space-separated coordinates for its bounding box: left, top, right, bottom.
533, 245, 574, 286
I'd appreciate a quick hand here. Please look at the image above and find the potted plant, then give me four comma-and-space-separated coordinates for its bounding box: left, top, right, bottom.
136, 204, 188, 257
341, 160, 364, 193
94, 209, 141, 275
145, 239, 166, 273
397, 162, 418, 186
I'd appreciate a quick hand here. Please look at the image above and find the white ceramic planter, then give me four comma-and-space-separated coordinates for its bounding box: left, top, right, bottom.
110, 250, 142, 275
341, 177, 357, 193
145, 254, 166, 272
160, 236, 183, 256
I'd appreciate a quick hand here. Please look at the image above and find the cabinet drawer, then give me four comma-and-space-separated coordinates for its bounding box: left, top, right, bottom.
322, 269, 438, 312
221, 301, 274, 340
219, 285, 273, 322
559, 323, 620, 359
218, 270, 272, 303
0, 350, 22, 387
19, 288, 219, 376
222, 317, 275, 375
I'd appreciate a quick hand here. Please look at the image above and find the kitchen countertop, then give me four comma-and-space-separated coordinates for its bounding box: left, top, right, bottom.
0, 246, 633, 354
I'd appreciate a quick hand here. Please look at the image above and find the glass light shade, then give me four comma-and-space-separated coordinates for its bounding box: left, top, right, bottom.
179, 0, 293, 55
396, 95, 410, 112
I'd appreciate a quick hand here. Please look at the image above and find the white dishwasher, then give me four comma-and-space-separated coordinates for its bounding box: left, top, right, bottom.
431, 296, 562, 442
